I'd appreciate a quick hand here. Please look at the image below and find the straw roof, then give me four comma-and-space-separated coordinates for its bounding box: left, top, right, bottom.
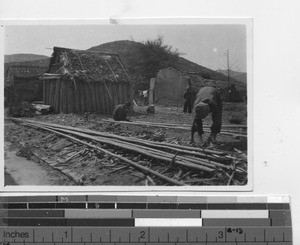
48, 47, 131, 83
6, 65, 46, 78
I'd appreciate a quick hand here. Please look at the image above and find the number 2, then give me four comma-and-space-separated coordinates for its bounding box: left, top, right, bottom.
140, 231, 146, 239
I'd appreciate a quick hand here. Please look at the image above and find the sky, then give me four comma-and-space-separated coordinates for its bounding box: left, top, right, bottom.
4, 24, 247, 72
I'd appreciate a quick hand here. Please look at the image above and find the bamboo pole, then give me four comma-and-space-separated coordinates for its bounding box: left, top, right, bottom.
79, 81, 85, 113
67, 80, 74, 113
83, 83, 89, 112
9, 118, 228, 156
90, 82, 96, 112
55, 78, 61, 113
16, 122, 186, 186
93, 82, 99, 112
98, 82, 104, 114
101, 119, 247, 138
108, 82, 115, 114
62, 77, 68, 113
74, 80, 80, 113
10, 118, 229, 172
27, 122, 216, 173
52, 79, 57, 112
105, 119, 247, 129
48, 80, 53, 108
43, 78, 47, 104
8, 118, 226, 170
59, 78, 64, 113
112, 82, 118, 108
102, 82, 109, 114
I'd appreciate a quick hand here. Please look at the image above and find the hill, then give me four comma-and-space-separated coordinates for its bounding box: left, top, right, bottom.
5, 54, 49, 64
217, 69, 247, 84
89, 40, 246, 91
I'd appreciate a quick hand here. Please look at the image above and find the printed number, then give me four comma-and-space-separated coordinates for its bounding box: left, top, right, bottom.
227, 227, 244, 234
65, 231, 68, 238
140, 231, 146, 239
218, 231, 224, 239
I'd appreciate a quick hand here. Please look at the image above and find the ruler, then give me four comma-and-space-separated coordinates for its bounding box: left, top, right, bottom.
0, 195, 293, 244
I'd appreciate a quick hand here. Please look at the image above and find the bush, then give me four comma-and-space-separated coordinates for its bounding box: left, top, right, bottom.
139, 35, 182, 80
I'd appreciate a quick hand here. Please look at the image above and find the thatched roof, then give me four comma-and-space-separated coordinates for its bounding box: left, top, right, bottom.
6, 65, 47, 78
5, 65, 47, 87
48, 47, 131, 83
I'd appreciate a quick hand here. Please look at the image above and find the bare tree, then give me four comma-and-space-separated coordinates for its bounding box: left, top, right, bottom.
217, 49, 242, 97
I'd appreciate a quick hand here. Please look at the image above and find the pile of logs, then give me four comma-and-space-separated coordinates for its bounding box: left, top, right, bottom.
7, 118, 247, 186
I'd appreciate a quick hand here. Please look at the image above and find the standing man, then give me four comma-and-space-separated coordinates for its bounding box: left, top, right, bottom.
190, 86, 222, 144
183, 79, 194, 113
112, 102, 132, 121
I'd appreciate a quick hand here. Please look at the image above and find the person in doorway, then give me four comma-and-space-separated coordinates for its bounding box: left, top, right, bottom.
190, 86, 222, 145
112, 102, 132, 121
143, 89, 149, 106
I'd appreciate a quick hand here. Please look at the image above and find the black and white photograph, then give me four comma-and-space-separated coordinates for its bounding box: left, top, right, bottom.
2, 20, 252, 190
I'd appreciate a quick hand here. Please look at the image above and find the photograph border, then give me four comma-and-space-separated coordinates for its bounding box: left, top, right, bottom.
0, 17, 253, 192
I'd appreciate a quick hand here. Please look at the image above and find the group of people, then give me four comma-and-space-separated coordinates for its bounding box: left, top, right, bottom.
113, 79, 222, 146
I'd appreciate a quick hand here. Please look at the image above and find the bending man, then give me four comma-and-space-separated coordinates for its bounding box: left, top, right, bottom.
190, 86, 222, 144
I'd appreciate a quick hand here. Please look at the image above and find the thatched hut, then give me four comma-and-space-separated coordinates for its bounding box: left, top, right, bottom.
43, 47, 132, 114
4, 65, 46, 105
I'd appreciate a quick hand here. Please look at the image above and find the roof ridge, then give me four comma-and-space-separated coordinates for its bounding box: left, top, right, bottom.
53, 46, 119, 56
10, 65, 47, 68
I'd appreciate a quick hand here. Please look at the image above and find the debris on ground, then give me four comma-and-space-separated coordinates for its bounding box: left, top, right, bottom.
6, 116, 248, 186
8, 102, 36, 117
7, 102, 53, 117
5, 103, 248, 186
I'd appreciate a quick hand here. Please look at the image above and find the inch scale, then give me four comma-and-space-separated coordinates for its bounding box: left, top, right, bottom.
0, 195, 293, 245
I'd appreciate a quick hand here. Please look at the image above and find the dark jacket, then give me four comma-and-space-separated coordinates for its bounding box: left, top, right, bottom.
192, 86, 222, 135
183, 86, 195, 101
112, 104, 130, 121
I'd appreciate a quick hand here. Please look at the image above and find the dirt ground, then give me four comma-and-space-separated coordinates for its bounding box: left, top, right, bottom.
5, 142, 76, 185
4, 102, 247, 186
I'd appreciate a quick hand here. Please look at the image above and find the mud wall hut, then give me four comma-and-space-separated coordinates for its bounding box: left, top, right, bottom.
154, 67, 245, 105
155, 67, 190, 106
4, 65, 46, 105
43, 47, 132, 114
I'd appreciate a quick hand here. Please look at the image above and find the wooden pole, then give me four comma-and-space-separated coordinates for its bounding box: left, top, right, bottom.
8, 118, 233, 171
101, 119, 247, 138
27, 122, 216, 173
9, 117, 229, 156
15, 121, 186, 186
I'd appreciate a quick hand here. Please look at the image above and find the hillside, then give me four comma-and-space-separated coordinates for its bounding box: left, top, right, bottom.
5, 54, 49, 63
217, 69, 247, 84
89, 40, 246, 90
4, 42, 246, 92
